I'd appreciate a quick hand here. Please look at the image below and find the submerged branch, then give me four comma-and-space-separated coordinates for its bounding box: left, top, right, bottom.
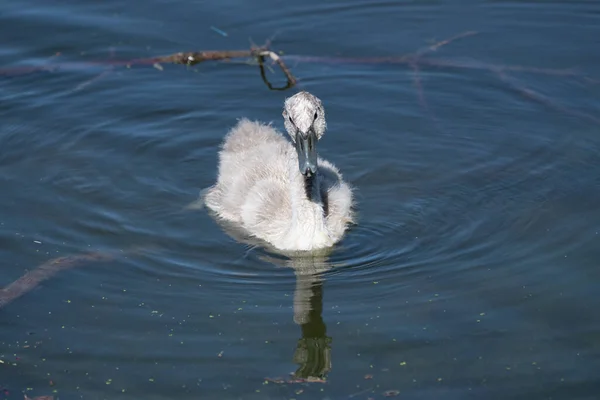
0, 246, 149, 309
0, 251, 112, 309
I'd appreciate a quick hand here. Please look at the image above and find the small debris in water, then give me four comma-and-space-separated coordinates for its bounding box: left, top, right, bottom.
210, 26, 228, 37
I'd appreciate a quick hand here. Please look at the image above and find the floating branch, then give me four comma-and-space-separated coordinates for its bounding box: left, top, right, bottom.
145, 44, 296, 90
0, 41, 296, 91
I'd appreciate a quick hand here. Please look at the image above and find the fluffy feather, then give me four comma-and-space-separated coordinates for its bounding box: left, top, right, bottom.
204, 92, 354, 251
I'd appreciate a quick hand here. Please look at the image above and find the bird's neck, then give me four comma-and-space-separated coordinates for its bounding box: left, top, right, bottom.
289, 165, 327, 221
297, 170, 328, 224
285, 163, 332, 250
303, 173, 323, 205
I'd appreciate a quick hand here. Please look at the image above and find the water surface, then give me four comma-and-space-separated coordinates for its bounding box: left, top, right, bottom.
1, 1, 599, 399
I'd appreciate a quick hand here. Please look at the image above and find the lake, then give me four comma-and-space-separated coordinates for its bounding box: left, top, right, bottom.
1, 0, 599, 399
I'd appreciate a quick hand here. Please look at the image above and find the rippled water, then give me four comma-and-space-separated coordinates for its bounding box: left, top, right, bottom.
1, 0, 599, 399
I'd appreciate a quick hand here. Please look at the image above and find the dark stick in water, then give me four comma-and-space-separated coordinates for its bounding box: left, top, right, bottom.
0, 252, 114, 309
0, 246, 150, 309
0, 42, 297, 91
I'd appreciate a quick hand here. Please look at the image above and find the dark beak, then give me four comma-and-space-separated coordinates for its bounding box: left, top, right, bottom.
295, 129, 318, 177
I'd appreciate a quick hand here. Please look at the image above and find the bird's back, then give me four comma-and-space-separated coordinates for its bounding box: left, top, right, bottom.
204, 118, 354, 251
204, 119, 293, 224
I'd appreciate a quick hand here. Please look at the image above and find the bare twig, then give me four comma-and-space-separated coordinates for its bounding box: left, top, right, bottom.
0, 42, 297, 91
258, 50, 297, 90
0, 246, 150, 309
410, 60, 436, 120
493, 68, 600, 125
407, 32, 478, 126
0, 251, 113, 309
150, 49, 262, 65
138, 44, 296, 90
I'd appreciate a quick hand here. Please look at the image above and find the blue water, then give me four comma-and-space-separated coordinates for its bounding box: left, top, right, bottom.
1, 1, 599, 399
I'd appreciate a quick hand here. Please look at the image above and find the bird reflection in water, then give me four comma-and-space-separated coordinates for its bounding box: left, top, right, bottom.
195, 207, 337, 382
261, 252, 333, 382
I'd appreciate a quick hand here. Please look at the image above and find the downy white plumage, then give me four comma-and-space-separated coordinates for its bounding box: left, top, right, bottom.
204, 91, 354, 251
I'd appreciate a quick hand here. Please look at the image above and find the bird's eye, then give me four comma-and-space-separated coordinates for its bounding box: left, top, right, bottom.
288, 116, 294, 124
314, 112, 318, 120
